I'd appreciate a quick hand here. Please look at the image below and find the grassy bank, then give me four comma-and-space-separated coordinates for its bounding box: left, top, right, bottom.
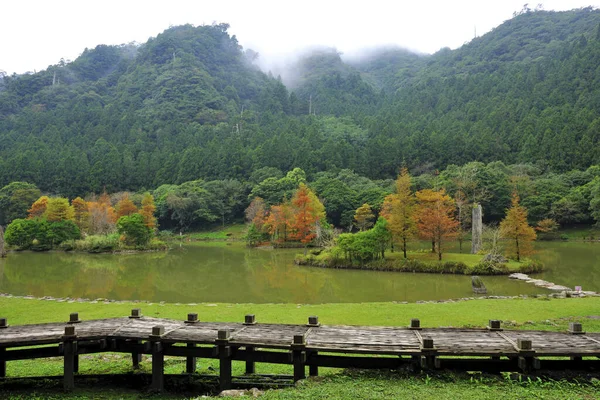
1, 297, 599, 399
160, 224, 247, 242
4, 296, 600, 328
296, 250, 542, 275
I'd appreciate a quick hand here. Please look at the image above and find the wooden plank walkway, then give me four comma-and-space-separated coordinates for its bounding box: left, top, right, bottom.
1, 311, 599, 392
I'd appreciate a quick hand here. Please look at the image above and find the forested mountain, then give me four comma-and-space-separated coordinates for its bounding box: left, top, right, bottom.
2, 8, 600, 198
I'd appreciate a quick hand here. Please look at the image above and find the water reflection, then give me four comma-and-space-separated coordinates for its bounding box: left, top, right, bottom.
0, 242, 577, 303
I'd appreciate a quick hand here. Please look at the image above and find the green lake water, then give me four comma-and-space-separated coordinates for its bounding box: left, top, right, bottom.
0, 242, 596, 304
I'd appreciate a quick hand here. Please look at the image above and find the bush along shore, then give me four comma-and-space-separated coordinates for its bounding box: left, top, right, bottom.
295, 250, 544, 276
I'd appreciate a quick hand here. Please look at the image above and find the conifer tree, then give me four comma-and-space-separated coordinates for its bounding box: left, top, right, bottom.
116, 194, 138, 218
415, 188, 459, 261
290, 184, 325, 250
28, 196, 49, 219
499, 193, 537, 261
381, 167, 416, 258
140, 193, 157, 229
43, 197, 74, 222
72, 197, 89, 232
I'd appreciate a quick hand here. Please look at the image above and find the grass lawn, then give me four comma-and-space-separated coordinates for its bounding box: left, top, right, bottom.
395, 251, 523, 271
185, 224, 247, 241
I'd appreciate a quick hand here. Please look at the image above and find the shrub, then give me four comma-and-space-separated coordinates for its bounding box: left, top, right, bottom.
518, 259, 544, 274
4, 218, 79, 251
75, 234, 119, 253
470, 261, 509, 275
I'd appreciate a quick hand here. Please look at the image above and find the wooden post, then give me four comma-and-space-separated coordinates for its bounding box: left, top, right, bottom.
517, 339, 535, 372
217, 329, 232, 391
568, 322, 584, 334
420, 336, 437, 369
487, 320, 502, 331
185, 313, 199, 373
0, 347, 5, 378
150, 326, 165, 392
307, 316, 320, 327
0, 318, 6, 378
291, 334, 306, 382
129, 308, 142, 368
69, 313, 81, 324
243, 315, 256, 374
62, 326, 77, 391
409, 319, 421, 330
132, 340, 142, 369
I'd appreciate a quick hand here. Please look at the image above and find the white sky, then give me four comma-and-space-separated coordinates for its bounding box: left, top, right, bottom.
1, 0, 599, 75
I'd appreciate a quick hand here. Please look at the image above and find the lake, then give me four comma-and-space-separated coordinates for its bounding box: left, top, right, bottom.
0, 241, 597, 304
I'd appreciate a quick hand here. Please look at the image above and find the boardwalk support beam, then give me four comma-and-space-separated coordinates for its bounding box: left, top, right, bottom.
216, 330, 232, 391
309, 351, 319, 377
291, 334, 307, 382
62, 326, 77, 391
150, 326, 165, 392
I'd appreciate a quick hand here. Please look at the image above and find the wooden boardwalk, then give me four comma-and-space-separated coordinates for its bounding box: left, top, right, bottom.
1, 311, 600, 392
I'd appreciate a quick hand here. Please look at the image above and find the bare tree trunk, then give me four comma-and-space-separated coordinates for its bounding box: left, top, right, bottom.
471, 204, 483, 254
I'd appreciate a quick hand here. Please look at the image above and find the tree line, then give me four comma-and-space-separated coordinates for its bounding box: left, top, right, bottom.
2, 161, 600, 236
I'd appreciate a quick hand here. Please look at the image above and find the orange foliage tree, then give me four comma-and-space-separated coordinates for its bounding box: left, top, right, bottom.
265, 202, 293, 242
116, 194, 138, 218
414, 189, 459, 261
28, 196, 49, 219
139, 193, 157, 229
290, 184, 325, 249
499, 193, 537, 261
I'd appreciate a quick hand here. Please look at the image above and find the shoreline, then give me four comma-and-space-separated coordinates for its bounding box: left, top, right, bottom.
2, 288, 597, 307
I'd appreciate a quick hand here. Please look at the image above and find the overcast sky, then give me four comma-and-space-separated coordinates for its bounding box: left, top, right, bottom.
1, 0, 599, 75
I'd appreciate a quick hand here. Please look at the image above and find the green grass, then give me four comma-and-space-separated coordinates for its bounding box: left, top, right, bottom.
2, 296, 600, 398
389, 251, 522, 270
2, 295, 600, 332
182, 224, 247, 241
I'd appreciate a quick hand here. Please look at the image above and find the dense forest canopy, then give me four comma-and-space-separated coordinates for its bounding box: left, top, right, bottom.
2, 9, 600, 229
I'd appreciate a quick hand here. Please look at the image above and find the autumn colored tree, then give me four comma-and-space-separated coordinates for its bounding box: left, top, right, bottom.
500, 193, 537, 261
354, 203, 375, 231
290, 184, 325, 249
139, 193, 157, 229
265, 202, 293, 242
87, 192, 117, 235
245, 197, 268, 229
415, 189, 459, 261
28, 196, 49, 219
116, 194, 138, 218
43, 197, 74, 222
72, 197, 89, 231
381, 167, 416, 258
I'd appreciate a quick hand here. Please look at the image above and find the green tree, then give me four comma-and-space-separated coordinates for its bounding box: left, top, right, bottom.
0, 182, 41, 225
117, 213, 152, 246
